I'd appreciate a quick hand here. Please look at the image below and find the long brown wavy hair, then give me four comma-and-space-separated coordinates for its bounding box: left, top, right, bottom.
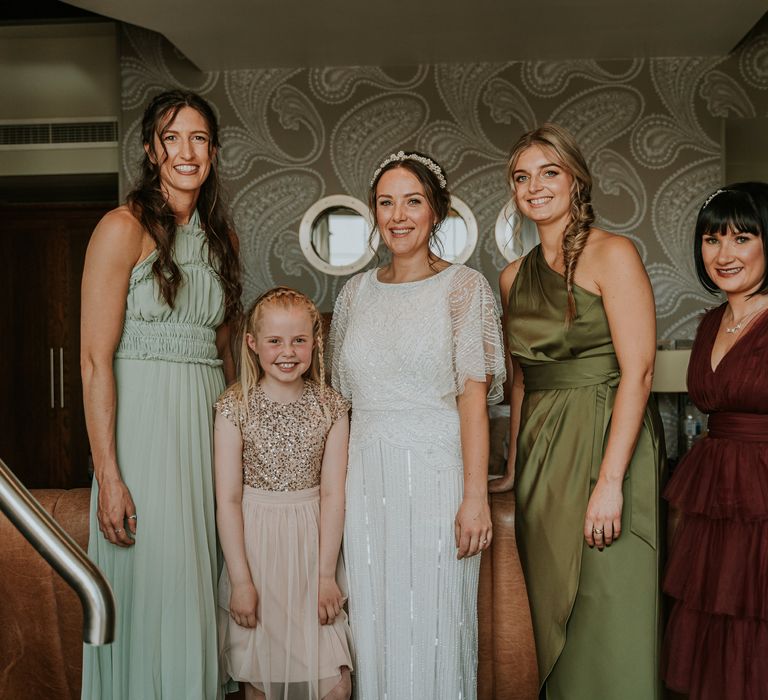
507, 123, 595, 325
127, 90, 242, 322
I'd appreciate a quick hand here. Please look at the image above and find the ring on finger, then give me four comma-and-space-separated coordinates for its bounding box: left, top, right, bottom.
114, 528, 124, 534
127, 514, 138, 521
593, 527, 604, 535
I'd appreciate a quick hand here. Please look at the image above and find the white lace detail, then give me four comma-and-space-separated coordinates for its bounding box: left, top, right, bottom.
329, 265, 505, 413
448, 264, 506, 405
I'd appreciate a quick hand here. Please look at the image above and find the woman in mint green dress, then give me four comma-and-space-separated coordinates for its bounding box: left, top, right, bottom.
80, 91, 241, 700
492, 123, 664, 699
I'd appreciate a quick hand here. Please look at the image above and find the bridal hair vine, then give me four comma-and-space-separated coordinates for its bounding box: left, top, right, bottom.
370, 151, 447, 189
702, 189, 726, 209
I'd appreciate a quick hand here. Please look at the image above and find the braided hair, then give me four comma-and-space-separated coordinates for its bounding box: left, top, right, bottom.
236, 287, 327, 420
507, 123, 595, 325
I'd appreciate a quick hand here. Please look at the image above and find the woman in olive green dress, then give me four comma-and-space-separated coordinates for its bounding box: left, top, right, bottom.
491, 123, 664, 700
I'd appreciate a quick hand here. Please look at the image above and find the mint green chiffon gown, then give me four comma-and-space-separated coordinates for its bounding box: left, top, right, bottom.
82, 212, 225, 700
507, 246, 664, 700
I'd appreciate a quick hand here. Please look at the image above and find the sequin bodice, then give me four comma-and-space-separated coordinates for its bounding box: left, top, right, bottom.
215, 381, 350, 491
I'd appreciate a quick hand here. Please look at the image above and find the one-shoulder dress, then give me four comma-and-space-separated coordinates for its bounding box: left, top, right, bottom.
663, 304, 768, 700
506, 246, 665, 700
82, 212, 226, 700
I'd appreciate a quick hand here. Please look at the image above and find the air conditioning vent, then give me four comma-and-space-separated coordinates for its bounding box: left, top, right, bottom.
0, 119, 118, 147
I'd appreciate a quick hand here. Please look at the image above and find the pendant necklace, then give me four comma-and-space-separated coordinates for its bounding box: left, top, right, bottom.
724, 306, 767, 334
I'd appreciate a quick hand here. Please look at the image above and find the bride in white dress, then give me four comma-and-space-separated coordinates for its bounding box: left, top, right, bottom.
329, 152, 505, 699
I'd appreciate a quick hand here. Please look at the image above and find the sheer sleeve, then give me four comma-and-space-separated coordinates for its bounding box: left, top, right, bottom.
328, 273, 364, 400
448, 266, 506, 404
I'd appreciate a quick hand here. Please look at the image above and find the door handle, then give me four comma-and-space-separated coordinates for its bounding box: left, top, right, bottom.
59, 347, 64, 409
49, 348, 54, 409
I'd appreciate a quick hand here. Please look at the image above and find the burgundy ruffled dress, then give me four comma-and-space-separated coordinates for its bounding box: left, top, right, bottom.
663, 304, 768, 700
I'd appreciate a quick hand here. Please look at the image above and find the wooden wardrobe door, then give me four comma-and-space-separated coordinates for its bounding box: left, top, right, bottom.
0, 204, 104, 488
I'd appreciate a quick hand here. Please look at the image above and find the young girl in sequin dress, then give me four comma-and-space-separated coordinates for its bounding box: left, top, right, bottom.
215, 287, 354, 700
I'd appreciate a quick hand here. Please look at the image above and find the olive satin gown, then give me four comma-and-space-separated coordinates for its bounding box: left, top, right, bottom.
506, 245, 664, 700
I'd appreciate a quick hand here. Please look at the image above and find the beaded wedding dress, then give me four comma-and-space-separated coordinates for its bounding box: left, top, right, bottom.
330, 264, 505, 700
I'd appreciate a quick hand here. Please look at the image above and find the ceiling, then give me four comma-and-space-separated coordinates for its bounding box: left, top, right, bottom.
51, 0, 768, 71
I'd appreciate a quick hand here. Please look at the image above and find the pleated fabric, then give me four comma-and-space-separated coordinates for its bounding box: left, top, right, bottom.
218, 486, 353, 699
663, 304, 768, 700
506, 245, 665, 700
82, 212, 226, 700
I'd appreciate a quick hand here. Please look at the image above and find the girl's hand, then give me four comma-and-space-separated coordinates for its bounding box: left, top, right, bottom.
97, 476, 137, 547
318, 576, 344, 625
584, 476, 624, 550
454, 495, 492, 559
229, 582, 258, 628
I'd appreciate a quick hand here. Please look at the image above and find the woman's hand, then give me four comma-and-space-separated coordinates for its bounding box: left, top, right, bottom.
229, 582, 258, 628
584, 476, 624, 550
97, 476, 137, 547
455, 495, 492, 559
318, 576, 345, 625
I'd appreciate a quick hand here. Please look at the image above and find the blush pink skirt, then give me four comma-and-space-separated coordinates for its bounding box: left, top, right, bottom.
218, 485, 354, 698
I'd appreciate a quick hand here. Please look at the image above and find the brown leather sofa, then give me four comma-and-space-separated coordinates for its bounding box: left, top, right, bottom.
0, 488, 91, 700
0, 488, 537, 700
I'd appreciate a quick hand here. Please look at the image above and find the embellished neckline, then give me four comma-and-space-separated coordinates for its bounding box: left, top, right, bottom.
372, 263, 457, 287
255, 381, 309, 406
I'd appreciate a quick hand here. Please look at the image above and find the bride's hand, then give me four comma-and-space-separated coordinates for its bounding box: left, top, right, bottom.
454, 495, 492, 559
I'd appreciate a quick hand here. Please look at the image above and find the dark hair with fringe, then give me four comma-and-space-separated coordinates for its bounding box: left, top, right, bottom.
127, 90, 242, 322
694, 181, 768, 296
507, 123, 594, 325
368, 152, 452, 261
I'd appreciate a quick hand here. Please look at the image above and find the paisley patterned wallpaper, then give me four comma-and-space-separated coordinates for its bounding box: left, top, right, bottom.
119, 20, 768, 340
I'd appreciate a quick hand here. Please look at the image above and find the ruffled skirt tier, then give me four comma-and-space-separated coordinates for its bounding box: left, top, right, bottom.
663, 432, 768, 699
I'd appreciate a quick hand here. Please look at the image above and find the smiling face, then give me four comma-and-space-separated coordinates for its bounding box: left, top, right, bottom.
248, 304, 315, 390
510, 144, 574, 230
701, 227, 766, 297
147, 105, 214, 205
374, 167, 436, 259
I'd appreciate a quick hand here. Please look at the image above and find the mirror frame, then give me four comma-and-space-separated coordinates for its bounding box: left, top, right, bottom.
299, 195, 377, 276
494, 199, 540, 262
437, 195, 478, 264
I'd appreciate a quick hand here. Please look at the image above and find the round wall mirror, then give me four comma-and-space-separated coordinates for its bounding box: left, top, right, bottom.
495, 200, 540, 262
299, 195, 377, 276
431, 196, 478, 264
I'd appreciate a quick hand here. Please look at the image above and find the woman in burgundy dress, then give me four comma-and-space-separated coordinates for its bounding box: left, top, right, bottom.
663, 181, 768, 700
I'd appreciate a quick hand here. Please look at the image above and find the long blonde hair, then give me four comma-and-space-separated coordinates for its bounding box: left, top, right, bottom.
507, 122, 595, 325
235, 287, 326, 419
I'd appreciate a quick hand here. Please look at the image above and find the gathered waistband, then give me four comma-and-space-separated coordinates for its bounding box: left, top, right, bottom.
707, 412, 768, 442
115, 319, 222, 366
522, 355, 620, 391
242, 485, 320, 504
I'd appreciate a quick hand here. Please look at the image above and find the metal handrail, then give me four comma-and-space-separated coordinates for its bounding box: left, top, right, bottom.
0, 458, 115, 645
